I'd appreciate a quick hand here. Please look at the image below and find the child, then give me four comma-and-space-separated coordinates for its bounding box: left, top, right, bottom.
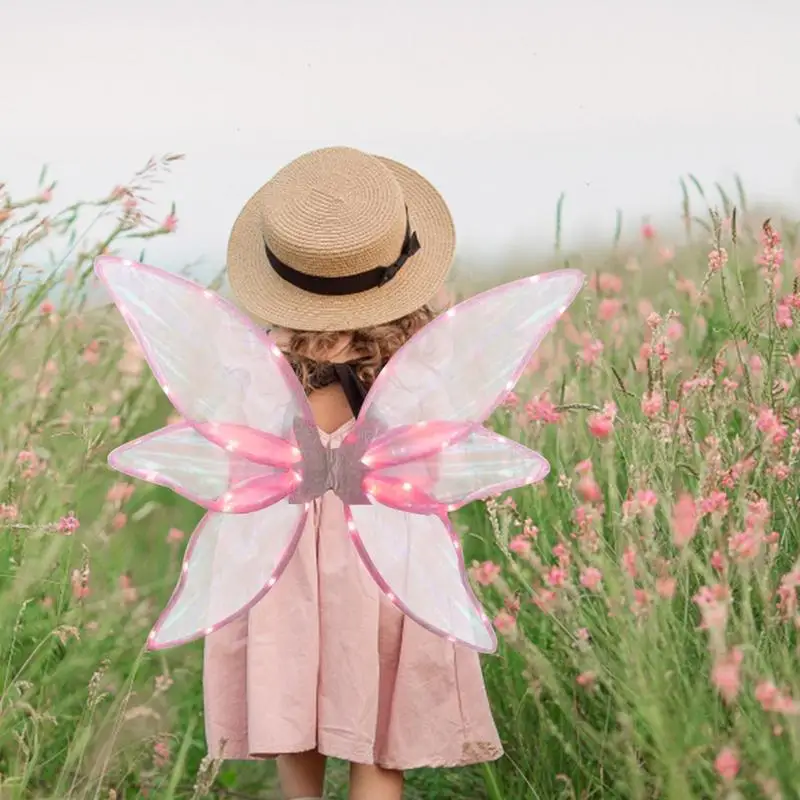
206, 147, 502, 800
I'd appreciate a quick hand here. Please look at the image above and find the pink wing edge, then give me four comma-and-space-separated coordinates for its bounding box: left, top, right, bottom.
94, 256, 315, 650
343, 505, 499, 654
145, 504, 310, 651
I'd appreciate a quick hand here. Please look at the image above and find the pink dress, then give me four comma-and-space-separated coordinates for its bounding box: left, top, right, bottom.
202, 418, 503, 770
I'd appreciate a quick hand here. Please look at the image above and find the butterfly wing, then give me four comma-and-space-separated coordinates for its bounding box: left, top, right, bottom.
109, 423, 296, 513
349, 270, 584, 649
364, 425, 549, 513
148, 501, 308, 649
359, 269, 585, 428
95, 257, 314, 647
94, 256, 312, 436
346, 503, 496, 652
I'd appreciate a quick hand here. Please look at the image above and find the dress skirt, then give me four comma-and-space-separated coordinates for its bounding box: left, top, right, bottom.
202, 419, 503, 770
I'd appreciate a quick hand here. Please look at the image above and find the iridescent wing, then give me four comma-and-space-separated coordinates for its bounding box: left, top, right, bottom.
346, 503, 497, 652
348, 269, 585, 650
94, 256, 312, 433
94, 256, 312, 648
148, 503, 308, 649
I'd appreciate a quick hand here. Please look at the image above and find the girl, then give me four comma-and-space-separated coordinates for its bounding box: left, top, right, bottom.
205, 146, 502, 800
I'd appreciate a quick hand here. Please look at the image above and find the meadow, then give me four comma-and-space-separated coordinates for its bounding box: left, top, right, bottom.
0, 156, 798, 799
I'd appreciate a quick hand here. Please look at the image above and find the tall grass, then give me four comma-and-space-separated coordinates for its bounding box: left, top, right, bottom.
0, 160, 798, 799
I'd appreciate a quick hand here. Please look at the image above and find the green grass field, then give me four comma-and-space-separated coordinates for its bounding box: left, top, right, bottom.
0, 159, 798, 799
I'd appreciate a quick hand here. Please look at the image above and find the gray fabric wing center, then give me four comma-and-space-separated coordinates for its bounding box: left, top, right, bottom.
287, 418, 378, 505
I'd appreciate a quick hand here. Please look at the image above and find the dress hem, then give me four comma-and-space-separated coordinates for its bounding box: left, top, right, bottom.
212, 740, 504, 771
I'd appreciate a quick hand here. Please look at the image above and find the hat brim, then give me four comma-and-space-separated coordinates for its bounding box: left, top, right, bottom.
226, 156, 455, 332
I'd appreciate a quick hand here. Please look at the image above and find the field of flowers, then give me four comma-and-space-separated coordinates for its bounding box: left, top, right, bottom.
0, 157, 798, 799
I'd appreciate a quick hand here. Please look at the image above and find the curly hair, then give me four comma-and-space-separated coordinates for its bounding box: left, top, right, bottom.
277, 305, 438, 394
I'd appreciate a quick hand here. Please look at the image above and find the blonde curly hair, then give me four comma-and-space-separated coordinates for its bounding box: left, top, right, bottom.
277, 305, 438, 394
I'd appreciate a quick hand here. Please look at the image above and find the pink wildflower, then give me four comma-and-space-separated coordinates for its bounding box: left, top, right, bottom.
622, 548, 637, 578
58, 512, 80, 535
153, 739, 171, 768
166, 527, 186, 544
83, 340, 101, 365
576, 671, 596, 688
580, 567, 603, 591
756, 220, 784, 276
161, 213, 178, 232
575, 459, 593, 475
631, 588, 650, 616
533, 588, 557, 612
525, 396, 562, 424
577, 475, 603, 504
509, 535, 532, 557
714, 747, 739, 783
756, 680, 780, 711
671, 494, 698, 548
106, 482, 135, 504
756, 407, 789, 446
708, 248, 728, 273
777, 569, 800, 619
728, 530, 761, 562
700, 491, 729, 517
581, 338, 604, 365
502, 391, 519, 409
641, 222, 656, 240
545, 566, 567, 588
552, 543, 570, 566
694, 584, 728, 632
494, 611, 516, 635
598, 297, 622, 322
641, 391, 663, 418
119, 573, 139, 604
472, 561, 501, 586
776, 300, 793, 329
665, 319, 684, 341
587, 411, 614, 439
711, 647, 743, 703
635, 489, 658, 510
71, 568, 90, 600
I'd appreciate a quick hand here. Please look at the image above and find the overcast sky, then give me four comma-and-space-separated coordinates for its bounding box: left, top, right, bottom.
3, 0, 799, 277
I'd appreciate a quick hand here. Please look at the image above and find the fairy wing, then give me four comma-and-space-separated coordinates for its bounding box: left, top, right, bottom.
348, 270, 585, 651
95, 256, 311, 434
148, 504, 308, 649
94, 256, 312, 648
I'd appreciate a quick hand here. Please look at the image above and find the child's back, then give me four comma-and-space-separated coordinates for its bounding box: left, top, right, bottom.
207, 146, 502, 799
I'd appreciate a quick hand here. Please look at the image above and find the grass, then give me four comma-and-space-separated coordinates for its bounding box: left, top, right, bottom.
0, 157, 798, 799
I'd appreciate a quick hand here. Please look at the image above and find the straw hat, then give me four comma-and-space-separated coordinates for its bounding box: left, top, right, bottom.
227, 146, 455, 331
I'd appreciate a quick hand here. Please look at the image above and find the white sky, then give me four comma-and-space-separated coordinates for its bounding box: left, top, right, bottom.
3, 0, 800, 277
